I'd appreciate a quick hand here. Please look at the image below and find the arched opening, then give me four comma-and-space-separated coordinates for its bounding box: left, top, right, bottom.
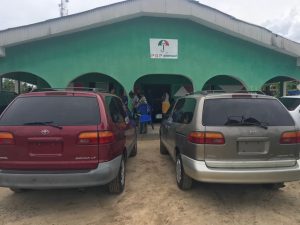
68, 73, 125, 95
0, 72, 51, 94
133, 74, 194, 120
261, 76, 299, 97
202, 75, 247, 92
0, 72, 51, 113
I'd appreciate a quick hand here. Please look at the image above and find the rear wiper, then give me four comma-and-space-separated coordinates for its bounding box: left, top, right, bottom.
242, 117, 268, 130
224, 116, 243, 126
225, 116, 268, 129
23, 121, 63, 130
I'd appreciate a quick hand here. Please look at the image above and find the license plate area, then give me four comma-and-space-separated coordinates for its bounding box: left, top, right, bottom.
237, 140, 269, 155
28, 137, 63, 156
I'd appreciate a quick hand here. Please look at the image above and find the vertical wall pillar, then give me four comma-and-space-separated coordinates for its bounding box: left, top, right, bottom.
282, 81, 288, 96
0, 77, 2, 91
14, 80, 21, 94
279, 81, 289, 97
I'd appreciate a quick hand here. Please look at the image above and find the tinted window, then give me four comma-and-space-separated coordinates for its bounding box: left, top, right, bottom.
203, 98, 294, 126
172, 98, 196, 124
0, 96, 100, 126
279, 97, 300, 111
105, 96, 126, 123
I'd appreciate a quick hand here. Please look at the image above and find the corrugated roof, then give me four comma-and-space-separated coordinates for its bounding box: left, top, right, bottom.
0, 0, 299, 59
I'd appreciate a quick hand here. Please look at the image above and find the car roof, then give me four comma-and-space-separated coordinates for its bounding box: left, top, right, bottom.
280, 95, 300, 99
17, 90, 116, 98
185, 92, 275, 100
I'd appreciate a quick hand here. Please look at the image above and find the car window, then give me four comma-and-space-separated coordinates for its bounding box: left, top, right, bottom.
0, 96, 100, 126
105, 96, 126, 123
172, 98, 196, 124
279, 97, 300, 111
203, 98, 294, 126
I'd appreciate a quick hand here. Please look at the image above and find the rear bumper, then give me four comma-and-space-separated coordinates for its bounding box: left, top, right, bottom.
181, 154, 300, 184
0, 155, 122, 189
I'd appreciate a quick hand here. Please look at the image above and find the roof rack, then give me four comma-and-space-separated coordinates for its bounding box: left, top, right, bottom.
186, 90, 225, 96
186, 90, 266, 96
31, 87, 109, 93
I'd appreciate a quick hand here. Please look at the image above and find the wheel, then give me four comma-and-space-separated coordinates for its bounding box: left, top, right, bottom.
160, 140, 168, 155
176, 154, 192, 190
9, 188, 27, 193
263, 183, 285, 190
108, 156, 125, 194
130, 141, 137, 157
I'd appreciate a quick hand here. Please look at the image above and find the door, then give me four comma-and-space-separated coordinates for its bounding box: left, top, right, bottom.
143, 84, 171, 121
105, 96, 130, 158
167, 98, 197, 160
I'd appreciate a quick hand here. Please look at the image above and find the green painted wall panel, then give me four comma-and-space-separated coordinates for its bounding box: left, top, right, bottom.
0, 17, 299, 92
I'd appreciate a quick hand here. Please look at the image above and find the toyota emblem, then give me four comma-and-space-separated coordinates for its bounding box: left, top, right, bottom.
41, 129, 50, 135
249, 130, 256, 135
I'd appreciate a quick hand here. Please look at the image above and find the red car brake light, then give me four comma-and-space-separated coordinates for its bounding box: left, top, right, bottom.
188, 132, 225, 145
0, 132, 15, 145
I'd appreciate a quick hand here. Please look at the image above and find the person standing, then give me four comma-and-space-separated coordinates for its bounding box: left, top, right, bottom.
137, 93, 150, 134
120, 89, 128, 108
109, 86, 116, 95
162, 92, 170, 119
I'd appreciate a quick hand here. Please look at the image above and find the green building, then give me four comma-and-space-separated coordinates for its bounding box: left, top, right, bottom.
0, 0, 300, 111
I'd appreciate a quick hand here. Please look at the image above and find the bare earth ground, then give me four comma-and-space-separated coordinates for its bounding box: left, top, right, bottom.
0, 139, 299, 225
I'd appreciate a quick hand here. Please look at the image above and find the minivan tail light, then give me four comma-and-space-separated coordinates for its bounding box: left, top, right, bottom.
205, 132, 226, 144
280, 131, 300, 144
0, 132, 15, 145
188, 132, 225, 145
188, 132, 205, 144
78, 132, 98, 145
98, 131, 115, 144
78, 131, 115, 145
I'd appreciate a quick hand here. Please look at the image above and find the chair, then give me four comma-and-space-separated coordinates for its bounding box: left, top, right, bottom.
137, 103, 153, 133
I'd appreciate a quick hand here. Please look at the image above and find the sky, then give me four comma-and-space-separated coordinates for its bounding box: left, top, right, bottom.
0, 0, 299, 43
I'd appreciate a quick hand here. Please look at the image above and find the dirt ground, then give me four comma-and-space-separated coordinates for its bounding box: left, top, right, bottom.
0, 139, 299, 225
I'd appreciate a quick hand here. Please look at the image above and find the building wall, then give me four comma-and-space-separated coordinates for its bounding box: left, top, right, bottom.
0, 17, 299, 92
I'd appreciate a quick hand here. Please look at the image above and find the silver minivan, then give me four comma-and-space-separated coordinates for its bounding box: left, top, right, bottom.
160, 92, 300, 190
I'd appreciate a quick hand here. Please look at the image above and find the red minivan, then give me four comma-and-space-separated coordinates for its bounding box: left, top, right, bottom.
0, 90, 137, 194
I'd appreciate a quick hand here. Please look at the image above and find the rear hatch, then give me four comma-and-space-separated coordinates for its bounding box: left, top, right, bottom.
0, 93, 101, 170
202, 95, 298, 169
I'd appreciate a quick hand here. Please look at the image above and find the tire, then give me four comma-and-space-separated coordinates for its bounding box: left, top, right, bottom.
263, 183, 285, 190
160, 140, 168, 155
176, 154, 192, 190
130, 141, 137, 157
108, 156, 125, 194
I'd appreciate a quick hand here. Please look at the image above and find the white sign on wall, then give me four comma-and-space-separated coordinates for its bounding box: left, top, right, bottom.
150, 38, 178, 59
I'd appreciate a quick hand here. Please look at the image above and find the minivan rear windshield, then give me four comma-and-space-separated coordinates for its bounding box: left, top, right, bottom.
279, 97, 300, 111
0, 96, 100, 126
203, 98, 294, 126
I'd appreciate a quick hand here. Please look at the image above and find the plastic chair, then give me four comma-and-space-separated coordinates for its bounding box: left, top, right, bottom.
137, 103, 153, 133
